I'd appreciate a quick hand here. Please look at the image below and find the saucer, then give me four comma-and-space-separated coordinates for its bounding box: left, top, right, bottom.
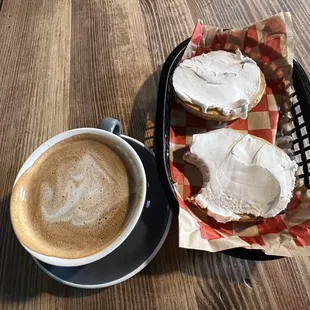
33, 136, 172, 288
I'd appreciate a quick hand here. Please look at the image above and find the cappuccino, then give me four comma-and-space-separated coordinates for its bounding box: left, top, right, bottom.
11, 134, 135, 259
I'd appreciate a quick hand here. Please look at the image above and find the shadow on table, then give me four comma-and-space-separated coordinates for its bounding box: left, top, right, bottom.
127, 69, 261, 284
127, 67, 161, 148
141, 216, 262, 284
0, 195, 99, 302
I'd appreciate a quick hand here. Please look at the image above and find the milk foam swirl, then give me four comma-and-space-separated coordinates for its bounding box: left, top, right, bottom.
10, 134, 132, 259
40, 154, 118, 226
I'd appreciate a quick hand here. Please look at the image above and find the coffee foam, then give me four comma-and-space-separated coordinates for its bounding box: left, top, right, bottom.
11, 134, 135, 259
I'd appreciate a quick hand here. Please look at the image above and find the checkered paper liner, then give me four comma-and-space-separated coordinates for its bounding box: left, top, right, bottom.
170, 13, 310, 256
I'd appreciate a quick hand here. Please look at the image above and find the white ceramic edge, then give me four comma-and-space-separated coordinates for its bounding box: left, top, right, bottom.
33, 207, 172, 289
32, 135, 173, 288
121, 135, 152, 152
13, 129, 147, 267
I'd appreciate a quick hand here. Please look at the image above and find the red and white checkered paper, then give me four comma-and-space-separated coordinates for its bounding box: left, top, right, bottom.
170, 13, 310, 256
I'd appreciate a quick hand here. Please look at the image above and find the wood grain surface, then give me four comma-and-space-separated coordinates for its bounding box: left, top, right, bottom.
0, 0, 310, 309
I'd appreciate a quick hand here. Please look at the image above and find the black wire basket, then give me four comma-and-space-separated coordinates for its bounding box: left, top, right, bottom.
155, 38, 310, 260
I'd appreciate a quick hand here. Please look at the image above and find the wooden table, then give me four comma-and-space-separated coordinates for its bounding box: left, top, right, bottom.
1, 0, 310, 309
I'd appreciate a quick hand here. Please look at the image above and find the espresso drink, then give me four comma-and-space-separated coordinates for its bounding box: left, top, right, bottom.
11, 134, 134, 259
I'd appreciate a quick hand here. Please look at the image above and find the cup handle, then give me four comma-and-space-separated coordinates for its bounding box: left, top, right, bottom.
98, 118, 122, 136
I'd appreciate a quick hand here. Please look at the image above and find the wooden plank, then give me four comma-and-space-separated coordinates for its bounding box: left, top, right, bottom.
0, 1, 70, 309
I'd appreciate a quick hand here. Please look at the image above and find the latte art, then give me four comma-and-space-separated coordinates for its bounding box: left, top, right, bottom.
10, 134, 135, 259
41, 154, 117, 226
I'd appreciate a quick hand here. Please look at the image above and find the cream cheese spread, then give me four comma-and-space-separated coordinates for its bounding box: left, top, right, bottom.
184, 128, 297, 223
173, 50, 262, 119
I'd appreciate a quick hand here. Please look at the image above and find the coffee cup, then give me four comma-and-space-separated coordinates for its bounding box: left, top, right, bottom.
10, 118, 146, 267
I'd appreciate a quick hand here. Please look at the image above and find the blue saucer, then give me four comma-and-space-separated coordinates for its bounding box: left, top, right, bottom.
33, 136, 172, 288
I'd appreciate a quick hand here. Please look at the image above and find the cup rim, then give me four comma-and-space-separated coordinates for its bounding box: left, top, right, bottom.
11, 128, 147, 267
